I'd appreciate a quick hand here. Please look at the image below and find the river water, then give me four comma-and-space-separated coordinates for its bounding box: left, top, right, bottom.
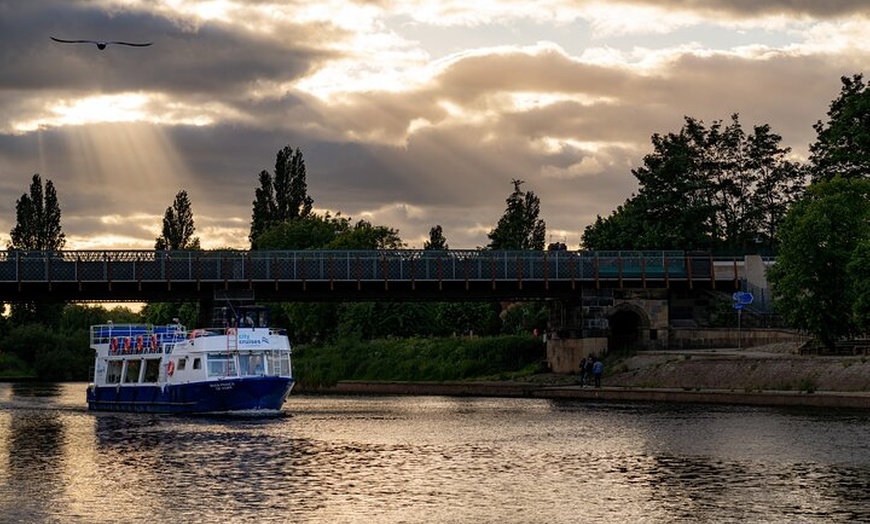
0, 383, 869, 523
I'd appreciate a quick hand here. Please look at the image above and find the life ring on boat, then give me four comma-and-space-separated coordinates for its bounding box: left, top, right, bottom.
110, 338, 118, 354
136, 335, 144, 352
124, 337, 132, 353
166, 360, 175, 376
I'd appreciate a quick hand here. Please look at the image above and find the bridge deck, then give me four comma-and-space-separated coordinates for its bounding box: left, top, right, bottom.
0, 250, 743, 302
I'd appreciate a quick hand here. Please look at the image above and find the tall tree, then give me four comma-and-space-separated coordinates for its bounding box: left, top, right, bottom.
809, 74, 870, 181
747, 124, 806, 245
8, 174, 66, 251
582, 115, 803, 252
250, 145, 313, 246
250, 170, 276, 245
768, 176, 870, 348
155, 190, 200, 250
424, 225, 448, 250
487, 179, 546, 250
7, 174, 66, 328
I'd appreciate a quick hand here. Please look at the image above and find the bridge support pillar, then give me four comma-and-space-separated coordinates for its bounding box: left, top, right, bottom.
546, 289, 670, 374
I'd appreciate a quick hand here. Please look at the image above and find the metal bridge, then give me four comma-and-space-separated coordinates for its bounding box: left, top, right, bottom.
0, 249, 743, 303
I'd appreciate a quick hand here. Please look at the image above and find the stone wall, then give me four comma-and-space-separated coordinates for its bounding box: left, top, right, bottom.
669, 328, 807, 350
546, 337, 608, 373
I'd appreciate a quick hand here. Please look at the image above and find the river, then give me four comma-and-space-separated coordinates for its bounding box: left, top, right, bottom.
0, 382, 868, 523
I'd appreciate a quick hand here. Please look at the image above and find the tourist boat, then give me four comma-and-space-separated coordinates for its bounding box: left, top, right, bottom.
86, 306, 294, 414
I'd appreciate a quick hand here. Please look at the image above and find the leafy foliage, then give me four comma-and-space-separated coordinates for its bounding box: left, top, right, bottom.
155, 189, 200, 250
255, 213, 347, 250
487, 179, 546, 250
140, 302, 199, 328
0, 304, 141, 380
8, 174, 66, 251
8, 174, 67, 326
250, 146, 313, 246
768, 177, 870, 348
582, 115, 804, 252
810, 74, 870, 181
293, 334, 545, 387
424, 225, 448, 250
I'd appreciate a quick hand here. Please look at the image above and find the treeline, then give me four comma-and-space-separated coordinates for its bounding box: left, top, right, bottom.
0, 303, 547, 382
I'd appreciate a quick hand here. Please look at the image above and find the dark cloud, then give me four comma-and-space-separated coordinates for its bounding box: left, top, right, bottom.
623, 0, 869, 18
0, 1, 867, 249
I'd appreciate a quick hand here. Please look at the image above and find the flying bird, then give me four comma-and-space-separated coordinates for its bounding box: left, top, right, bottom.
50, 37, 153, 50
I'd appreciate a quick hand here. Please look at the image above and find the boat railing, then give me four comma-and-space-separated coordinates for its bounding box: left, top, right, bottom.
91, 323, 189, 348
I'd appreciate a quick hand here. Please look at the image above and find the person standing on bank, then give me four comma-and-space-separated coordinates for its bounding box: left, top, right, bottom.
592, 358, 604, 388
578, 357, 588, 386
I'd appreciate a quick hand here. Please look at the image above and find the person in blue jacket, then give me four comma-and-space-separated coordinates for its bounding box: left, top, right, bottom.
592, 358, 604, 388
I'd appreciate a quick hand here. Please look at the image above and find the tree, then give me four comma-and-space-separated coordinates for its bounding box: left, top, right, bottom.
582, 115, 803, 252
767, 177, 870, 348
487, 179, 546, 250
250, 146, 313, 246
155, 190, 200, 250
747, 125, 807, 246
809, 74, 870, 181
255, 213, 347, 250
326, 220, 404, 250
847, 239, 870, 333
7, 174, 66, 327
250, 170, 277, 246
424, 225, 448, 250
8, 174, 65, 251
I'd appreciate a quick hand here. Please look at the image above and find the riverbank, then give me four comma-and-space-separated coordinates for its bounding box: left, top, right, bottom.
302, 343, 870, 409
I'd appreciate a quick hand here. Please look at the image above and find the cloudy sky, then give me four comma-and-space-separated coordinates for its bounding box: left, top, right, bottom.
0, 1, 867, 251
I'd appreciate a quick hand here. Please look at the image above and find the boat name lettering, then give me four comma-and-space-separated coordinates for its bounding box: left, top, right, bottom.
237, 333, 270, 345
209, 382, 235, 391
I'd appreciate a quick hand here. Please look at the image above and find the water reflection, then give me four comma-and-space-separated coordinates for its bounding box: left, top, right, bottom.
2, 388, 66, 523
1, 384, 870, 523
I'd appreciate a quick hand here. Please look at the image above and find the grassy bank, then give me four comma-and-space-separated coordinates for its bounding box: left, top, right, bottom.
292, 334, 546, 388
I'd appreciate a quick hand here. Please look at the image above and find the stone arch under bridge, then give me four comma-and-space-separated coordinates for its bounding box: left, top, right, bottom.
546, 292, 670, 373
607, 302, 651, 352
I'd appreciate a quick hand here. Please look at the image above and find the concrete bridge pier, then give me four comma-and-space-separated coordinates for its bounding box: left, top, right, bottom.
545, 289, 670, 374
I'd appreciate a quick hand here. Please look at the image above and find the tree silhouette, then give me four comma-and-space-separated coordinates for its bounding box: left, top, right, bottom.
9, 174, 65, 251
424, 225, 448, 250
250, 146, 313, 246
155, 190, 200, 250
487, 179, 546, 250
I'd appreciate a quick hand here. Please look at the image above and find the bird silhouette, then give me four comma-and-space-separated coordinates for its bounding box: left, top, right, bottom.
50, 37, 152, 50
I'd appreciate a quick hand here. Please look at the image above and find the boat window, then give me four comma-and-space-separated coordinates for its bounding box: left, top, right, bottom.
193, 358, 201, 370
177, 358, 187, 371
207, 353, 237, 378
238, 354, 264, 376
143, 359, 161, 383
106, 360, 123, 384
124, 360, 142, 383
266, 352, 290, 377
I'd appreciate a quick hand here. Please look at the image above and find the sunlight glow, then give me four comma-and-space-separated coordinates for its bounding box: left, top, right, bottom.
584, 2, 700, 37
13, 94, 222, 133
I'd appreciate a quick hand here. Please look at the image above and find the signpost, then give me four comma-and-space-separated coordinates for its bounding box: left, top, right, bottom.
733, 291, 754, 349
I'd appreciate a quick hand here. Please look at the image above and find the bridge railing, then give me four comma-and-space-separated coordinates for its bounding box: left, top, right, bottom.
0, 249, 712, 284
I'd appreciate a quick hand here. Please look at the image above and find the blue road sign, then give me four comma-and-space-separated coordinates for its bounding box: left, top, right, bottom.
733, 291, 754, 305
